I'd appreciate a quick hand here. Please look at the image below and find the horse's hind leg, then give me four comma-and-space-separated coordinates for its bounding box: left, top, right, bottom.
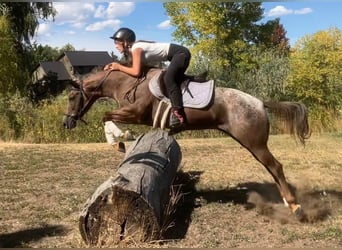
249, 144, 302, 214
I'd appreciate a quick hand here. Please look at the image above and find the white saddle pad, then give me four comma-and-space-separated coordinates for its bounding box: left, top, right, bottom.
149, 71, 215, 109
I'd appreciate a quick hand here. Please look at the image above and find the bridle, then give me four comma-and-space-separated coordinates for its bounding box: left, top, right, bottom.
64, 70, 112, 125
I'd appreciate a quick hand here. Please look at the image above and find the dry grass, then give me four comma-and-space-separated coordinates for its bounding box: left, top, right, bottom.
0, 133, 341, 248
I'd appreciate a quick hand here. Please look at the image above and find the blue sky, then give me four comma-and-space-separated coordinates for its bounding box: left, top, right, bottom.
34, 1, 342, 55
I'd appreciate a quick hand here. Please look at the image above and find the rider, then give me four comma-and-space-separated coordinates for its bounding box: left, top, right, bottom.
104, 27, 191, 129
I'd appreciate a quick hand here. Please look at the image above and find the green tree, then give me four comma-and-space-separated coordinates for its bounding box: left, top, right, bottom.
0, 2, 56, 46
286, 27, 342, 130
26, 42, 60, 71
0, 2, 56, 95
59, 43, 76, 54
164, 2, 286, 76
226, 46, 290, 100
0, 15, 22, 95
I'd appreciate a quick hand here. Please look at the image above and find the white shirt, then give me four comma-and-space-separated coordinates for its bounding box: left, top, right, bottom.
131, 42, 170, 66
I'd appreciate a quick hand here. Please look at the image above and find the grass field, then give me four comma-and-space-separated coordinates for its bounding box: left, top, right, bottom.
0, 133, 341, 248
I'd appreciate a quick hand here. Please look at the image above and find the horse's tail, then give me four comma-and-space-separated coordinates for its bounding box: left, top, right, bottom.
264, 101, 311, 146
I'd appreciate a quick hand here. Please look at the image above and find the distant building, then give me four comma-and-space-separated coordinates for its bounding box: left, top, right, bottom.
31, 51, 114, 85
57, 51, 114, 76
31, 61, 71, 85
30, 51, 114, 102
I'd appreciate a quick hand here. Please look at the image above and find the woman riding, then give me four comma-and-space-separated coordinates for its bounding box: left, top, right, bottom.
104, 27, 191, 129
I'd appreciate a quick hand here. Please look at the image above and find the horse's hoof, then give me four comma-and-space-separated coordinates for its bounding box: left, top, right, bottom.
113, 142, 126, 153
294, 206, 307, 222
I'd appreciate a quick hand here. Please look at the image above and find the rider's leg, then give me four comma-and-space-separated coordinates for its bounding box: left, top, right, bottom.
163, 51, 190, 129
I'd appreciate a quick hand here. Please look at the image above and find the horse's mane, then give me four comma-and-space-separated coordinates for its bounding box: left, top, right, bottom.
80, 66, 163, 85
77, 66, 105, 80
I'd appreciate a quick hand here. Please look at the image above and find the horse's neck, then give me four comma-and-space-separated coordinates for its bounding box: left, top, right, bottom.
105, 69, 161, 99
82, 69, 161, 105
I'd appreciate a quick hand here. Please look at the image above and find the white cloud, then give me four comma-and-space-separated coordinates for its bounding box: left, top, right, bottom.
65, 30, 76, 35
35, 23, 51, 36
157, 20, 171, 30
106, 2, 135, 19
267, 5, 293, 17
86, 19, 121, 31
53, 2, 95, 26
294, 8, 313, 15
267, 5, 313, 17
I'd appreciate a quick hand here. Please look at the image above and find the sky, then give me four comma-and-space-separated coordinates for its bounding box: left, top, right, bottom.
34, 1, 342, 55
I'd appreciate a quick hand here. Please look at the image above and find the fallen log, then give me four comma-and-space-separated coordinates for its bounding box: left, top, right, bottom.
79, 129, 182, 246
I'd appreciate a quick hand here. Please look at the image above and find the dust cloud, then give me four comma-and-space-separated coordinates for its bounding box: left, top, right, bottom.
247, 187, 333, 224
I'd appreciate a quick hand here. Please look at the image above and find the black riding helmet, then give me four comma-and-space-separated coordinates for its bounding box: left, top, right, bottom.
110, 27, 136, 43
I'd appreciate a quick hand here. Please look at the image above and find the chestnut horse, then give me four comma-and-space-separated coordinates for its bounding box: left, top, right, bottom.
63, 68, 310, 220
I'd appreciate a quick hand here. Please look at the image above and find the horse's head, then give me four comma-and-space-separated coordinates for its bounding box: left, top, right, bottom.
63, 70, 114, 129
63, 77, 87, 129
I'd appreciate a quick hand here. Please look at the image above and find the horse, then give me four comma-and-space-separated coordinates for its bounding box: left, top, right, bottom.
63, 68, 310, 221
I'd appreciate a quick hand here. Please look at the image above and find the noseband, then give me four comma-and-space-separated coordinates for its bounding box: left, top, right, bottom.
65, 71, 112, 124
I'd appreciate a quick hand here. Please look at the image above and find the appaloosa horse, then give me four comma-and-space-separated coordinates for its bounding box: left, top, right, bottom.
63, 68, 310, 220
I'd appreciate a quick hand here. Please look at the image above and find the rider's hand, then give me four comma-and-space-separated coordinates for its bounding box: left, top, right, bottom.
104, 62, 120, 71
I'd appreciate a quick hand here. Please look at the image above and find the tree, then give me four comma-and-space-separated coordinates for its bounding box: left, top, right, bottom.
0, 2, 56, 46
25, 42, 60, 71
271, 20, 290, 54
59, 43, 76, 54
163, 2, 286, 75
0, 2, 56, 95
286, 27, 342, 129
0, 15, 22, 95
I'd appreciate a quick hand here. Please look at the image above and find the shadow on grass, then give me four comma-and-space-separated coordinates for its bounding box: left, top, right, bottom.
0, 225, 68, 247
163, 172, 342, 240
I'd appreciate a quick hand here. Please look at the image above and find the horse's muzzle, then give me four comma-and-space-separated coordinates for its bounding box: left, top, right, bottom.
63, 115, 77, 129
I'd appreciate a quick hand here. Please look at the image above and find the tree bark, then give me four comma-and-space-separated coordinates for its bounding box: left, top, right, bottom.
79, 129, 182, 246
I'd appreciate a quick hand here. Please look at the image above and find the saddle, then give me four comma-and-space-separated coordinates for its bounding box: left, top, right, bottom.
149, 70, 215, 109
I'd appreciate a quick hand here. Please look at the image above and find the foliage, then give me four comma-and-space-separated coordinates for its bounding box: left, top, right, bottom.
226, 47, 290, 101
0, 2, 56, 46
0, 15, 23, 96
28, 72, 66, 104
164, 2, 288, 73
189, 45, 290, 101
25, 42, 60, 71
286, 27, 342, 130
0, 2, 56, 97
270, 20, 290, 55
0, 92, 32, 140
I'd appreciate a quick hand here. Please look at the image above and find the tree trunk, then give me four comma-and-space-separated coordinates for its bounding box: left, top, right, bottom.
79, 129, 182, 246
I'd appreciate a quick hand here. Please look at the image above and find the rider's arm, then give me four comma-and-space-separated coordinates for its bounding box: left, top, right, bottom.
117, 48, 143, 77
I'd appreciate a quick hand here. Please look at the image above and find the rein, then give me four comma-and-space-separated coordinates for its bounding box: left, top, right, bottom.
124, 75, 146, 104
66, 70, 112, 124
